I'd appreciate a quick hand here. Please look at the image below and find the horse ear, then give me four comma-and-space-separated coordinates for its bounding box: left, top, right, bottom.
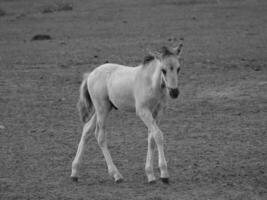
174, 43, 183, 57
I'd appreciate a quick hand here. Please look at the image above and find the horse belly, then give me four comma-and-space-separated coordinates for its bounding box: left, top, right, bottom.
108, 73, 136, 112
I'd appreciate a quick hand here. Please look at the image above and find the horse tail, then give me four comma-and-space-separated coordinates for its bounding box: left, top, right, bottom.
77, 73, 94, 123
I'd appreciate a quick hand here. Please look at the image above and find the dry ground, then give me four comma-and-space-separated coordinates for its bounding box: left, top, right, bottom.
0, 0, 266, 199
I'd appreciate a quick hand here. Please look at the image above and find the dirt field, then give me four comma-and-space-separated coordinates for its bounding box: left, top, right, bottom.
0, 0, 266, 199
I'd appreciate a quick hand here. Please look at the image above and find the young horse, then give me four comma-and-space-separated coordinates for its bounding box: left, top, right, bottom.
71, 44, 183, 183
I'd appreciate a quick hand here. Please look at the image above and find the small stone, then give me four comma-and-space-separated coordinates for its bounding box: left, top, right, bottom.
31, 34, 52, 41
253, 66, 261, 71
0, 125, 5, 129
59, 97, 66, 102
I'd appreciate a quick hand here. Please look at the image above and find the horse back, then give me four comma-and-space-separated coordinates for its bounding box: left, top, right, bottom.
88, 63, 140, 112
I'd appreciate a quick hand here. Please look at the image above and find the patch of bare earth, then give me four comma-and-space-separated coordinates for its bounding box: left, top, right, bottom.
0, 0, 266, 199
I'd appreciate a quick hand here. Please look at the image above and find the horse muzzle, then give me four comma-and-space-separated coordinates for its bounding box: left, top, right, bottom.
169, 88, 179, 99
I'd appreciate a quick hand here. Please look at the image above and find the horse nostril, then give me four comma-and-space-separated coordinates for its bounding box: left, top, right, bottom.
169, 88, 179, 98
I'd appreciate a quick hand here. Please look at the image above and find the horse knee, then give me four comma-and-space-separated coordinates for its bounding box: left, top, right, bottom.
97, 131, 106, 147
82, 130, 91, 144
98, 137, 106, 147
153, 130, 164, 146
151, 140, 156, 150
82, 119, 96, 143
148, 133, 156, 150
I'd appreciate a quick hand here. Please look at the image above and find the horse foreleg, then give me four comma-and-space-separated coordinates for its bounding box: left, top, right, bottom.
153, 127, 169, 183
137, 107, 169, 183
71, 113, 96, 181
145, 132, 156, 183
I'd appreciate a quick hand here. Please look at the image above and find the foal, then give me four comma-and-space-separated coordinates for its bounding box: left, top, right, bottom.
71, 44, 183, 183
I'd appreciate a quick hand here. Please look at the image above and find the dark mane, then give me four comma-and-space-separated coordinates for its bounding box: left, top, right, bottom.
142, 54, 155, 65
142, 46, 175, 66
159, 46, 175, 57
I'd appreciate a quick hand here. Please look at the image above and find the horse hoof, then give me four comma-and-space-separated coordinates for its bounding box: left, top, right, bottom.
71, 177, 78, 182
148, 180, 156, 184
115, 178, 123, 183
160, 177, 169, 184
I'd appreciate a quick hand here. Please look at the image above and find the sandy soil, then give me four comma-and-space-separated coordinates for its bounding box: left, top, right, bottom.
0, 0, 266, 199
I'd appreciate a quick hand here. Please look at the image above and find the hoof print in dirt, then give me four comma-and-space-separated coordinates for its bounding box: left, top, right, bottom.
0, 8, 6, 17
31, 34, 52, 41
251, 66, 261, 71
71, 177, 78, 182
168, 37, 177, 42
160, 177, 169, 184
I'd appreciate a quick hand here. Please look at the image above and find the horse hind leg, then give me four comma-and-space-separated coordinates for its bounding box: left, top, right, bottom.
71, 113, 97, 181
95, 104, 123, 183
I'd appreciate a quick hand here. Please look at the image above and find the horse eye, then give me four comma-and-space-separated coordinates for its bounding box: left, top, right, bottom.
161, 69, 167, 75
177, 68, 181, 74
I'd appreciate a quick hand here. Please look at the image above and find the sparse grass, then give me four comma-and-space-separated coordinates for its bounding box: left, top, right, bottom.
41, 3, 73, 14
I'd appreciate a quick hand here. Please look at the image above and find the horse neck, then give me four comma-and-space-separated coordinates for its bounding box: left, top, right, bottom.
146, 60, 162, 89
